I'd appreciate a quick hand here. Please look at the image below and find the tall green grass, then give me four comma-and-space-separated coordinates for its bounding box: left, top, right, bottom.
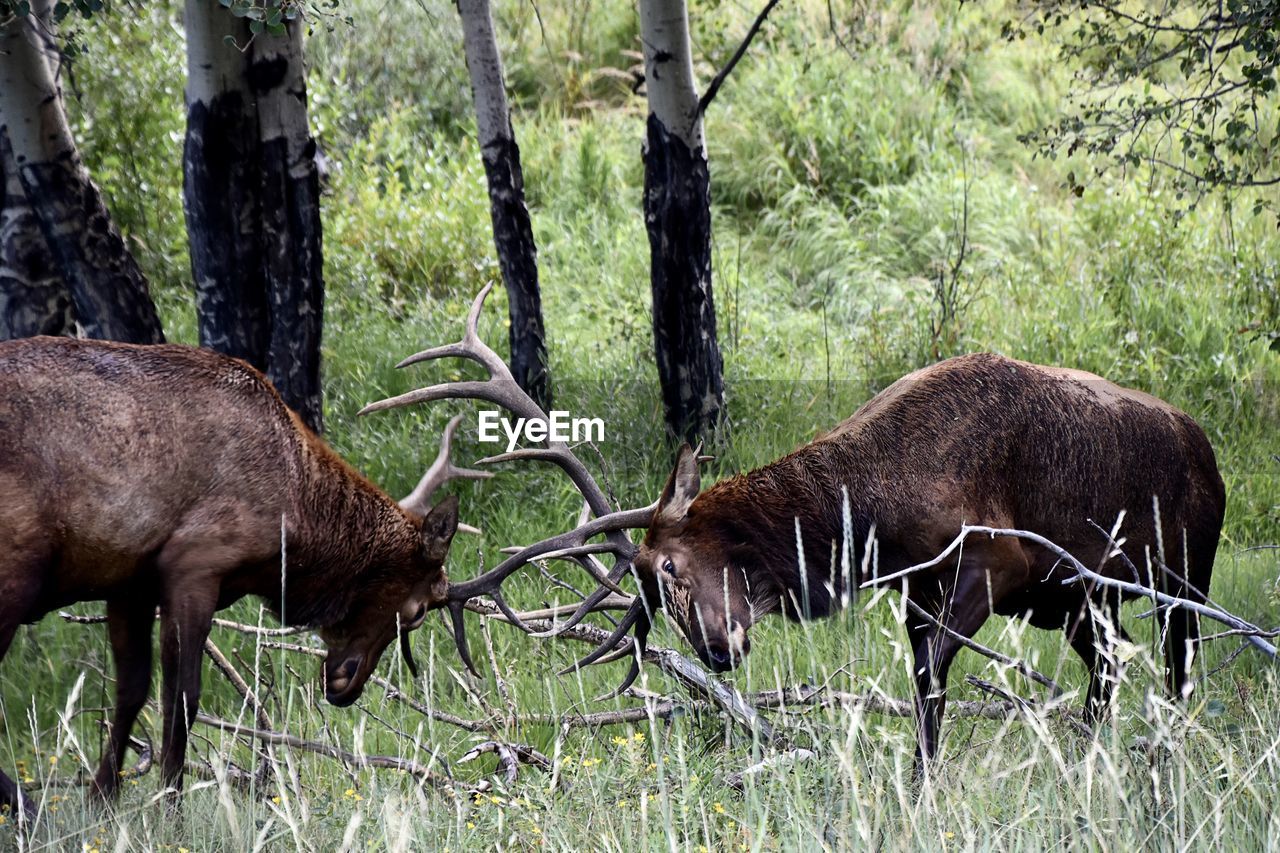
2, 0, 1277, 848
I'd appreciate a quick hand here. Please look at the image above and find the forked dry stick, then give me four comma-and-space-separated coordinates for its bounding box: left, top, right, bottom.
863, 525, 1279, 658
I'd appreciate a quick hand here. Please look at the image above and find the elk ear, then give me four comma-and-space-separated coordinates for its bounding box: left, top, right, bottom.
656, 443, 701, 524
420, 494, 460, 564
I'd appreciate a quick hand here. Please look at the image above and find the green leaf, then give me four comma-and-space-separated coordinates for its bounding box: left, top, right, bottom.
249, 18, 264, 33
1205, 699, 1227, 718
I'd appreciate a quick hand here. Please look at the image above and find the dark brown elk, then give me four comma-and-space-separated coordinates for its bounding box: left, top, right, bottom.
0, 336, 481, 817
363, 287, 1225, 768
630, 353, 1225, 763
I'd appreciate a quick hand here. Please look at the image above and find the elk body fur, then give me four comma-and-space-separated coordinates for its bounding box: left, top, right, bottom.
636, 353, 1225, 763
0, 337, 460, 814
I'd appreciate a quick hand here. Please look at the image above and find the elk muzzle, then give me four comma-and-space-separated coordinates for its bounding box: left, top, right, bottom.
692, 620, 752, 672
323, 653, 368, 706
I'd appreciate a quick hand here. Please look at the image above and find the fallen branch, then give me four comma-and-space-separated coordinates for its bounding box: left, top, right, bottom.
724, 748, 817, 791
863, 525, 1279, 659
456, 741, 552, 787
194, 713, 454, 791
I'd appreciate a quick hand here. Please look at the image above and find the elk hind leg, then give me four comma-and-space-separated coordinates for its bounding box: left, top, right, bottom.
92, 595, 157, 800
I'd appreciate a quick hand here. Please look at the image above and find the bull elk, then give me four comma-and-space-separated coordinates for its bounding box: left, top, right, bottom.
0, 337, 486, 817
368, 286, 1226, 769
632, 356, 1225, 762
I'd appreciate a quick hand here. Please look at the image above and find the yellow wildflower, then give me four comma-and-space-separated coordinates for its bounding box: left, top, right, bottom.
713, 802, 726, 815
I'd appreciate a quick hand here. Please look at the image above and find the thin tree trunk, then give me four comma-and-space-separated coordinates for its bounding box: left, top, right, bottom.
251, 21, 324, 433
0, 121, 73, 338
0, 3, 163, 344
183, 0, 269, 366
457, 0, 550, 409
638, 0, 724, 443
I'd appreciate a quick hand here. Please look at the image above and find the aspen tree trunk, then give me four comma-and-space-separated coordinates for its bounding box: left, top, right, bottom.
251, 21, 325, 434
638, 0, 724, 443
0, 1, 163, 343
0, 120, 71, 338
183, 0, 269, 367
457, 0, 550, 408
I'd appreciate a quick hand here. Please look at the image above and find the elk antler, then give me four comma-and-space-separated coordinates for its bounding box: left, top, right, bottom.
360, 284, 656, 677
399, 413, 492, 535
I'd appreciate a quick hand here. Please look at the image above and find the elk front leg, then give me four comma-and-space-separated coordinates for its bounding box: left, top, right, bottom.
158, 587, 217, 797
92, 595, 157, 800
0, 539, 44, 820
1066, 591, 1127, 725
906, 571, 999, 771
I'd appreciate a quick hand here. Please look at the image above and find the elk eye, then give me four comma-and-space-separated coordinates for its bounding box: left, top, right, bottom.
405, 603, 427, 629
662, 558, 677, 577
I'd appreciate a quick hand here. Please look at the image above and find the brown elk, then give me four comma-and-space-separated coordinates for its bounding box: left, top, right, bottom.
364, 286, 1226, 768
629, 354, 1225, 763
0, 336, 482, 817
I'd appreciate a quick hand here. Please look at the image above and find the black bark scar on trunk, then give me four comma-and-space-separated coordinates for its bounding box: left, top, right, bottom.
19, 153, 164, 344
260, 135, 324, 434
480, 130, 550, 409
642, 113, 724, 443
184, 95, 270, 366
0, 130, 72, 338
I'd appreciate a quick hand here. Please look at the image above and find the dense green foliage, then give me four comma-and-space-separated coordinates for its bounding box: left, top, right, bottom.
2, 0, 1278, 849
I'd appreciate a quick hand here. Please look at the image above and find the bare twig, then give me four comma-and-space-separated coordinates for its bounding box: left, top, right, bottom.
864, 525, 1279, 659
194, 713, 454, 790
904, 598, 1062, 696
694, 0, 784, 120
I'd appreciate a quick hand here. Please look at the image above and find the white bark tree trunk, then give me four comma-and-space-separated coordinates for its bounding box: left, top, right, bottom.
183, 0, 269, 365
252, 20, 325, 433
457, 0, 550, 408
638, 0, 724, 442
0, 0, 163, 343
181, 3, 324, 432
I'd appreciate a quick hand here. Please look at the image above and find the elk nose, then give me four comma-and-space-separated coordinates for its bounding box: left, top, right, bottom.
705, 644, 734, 671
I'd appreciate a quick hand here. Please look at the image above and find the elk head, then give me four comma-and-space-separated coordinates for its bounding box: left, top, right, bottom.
635, 444, 755, 672
317, 494, 459, 705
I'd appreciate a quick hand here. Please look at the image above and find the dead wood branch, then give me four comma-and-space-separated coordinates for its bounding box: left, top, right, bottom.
457, 741, 552, 787
863, 525, 1279, 659
194, 713, 454, 791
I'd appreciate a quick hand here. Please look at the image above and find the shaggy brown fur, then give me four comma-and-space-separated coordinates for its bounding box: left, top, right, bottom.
637, 353, 1225, 765
0, 337, 459, 812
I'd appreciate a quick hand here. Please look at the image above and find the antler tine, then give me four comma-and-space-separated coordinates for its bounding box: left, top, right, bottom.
400, 414, 495, 516
591, 657, 643, 702
359, 380, 536, 419
447, 504, 653, 604
556, 598, 648, 674
397, 283, 511, 380
475, 447, 615, 521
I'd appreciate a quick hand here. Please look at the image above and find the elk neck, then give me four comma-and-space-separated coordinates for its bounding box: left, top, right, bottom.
262, 425, 423, 628
691, 437, 881, 621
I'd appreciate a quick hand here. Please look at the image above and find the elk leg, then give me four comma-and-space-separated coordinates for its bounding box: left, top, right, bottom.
0, 553, 42, 820
0, 618, 38, 820
1162, 543, 1210, 700
158, 587, 217, 798
906, 573, 994, 769
1066, 592, 1127, 725
92, 595, 156, 800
